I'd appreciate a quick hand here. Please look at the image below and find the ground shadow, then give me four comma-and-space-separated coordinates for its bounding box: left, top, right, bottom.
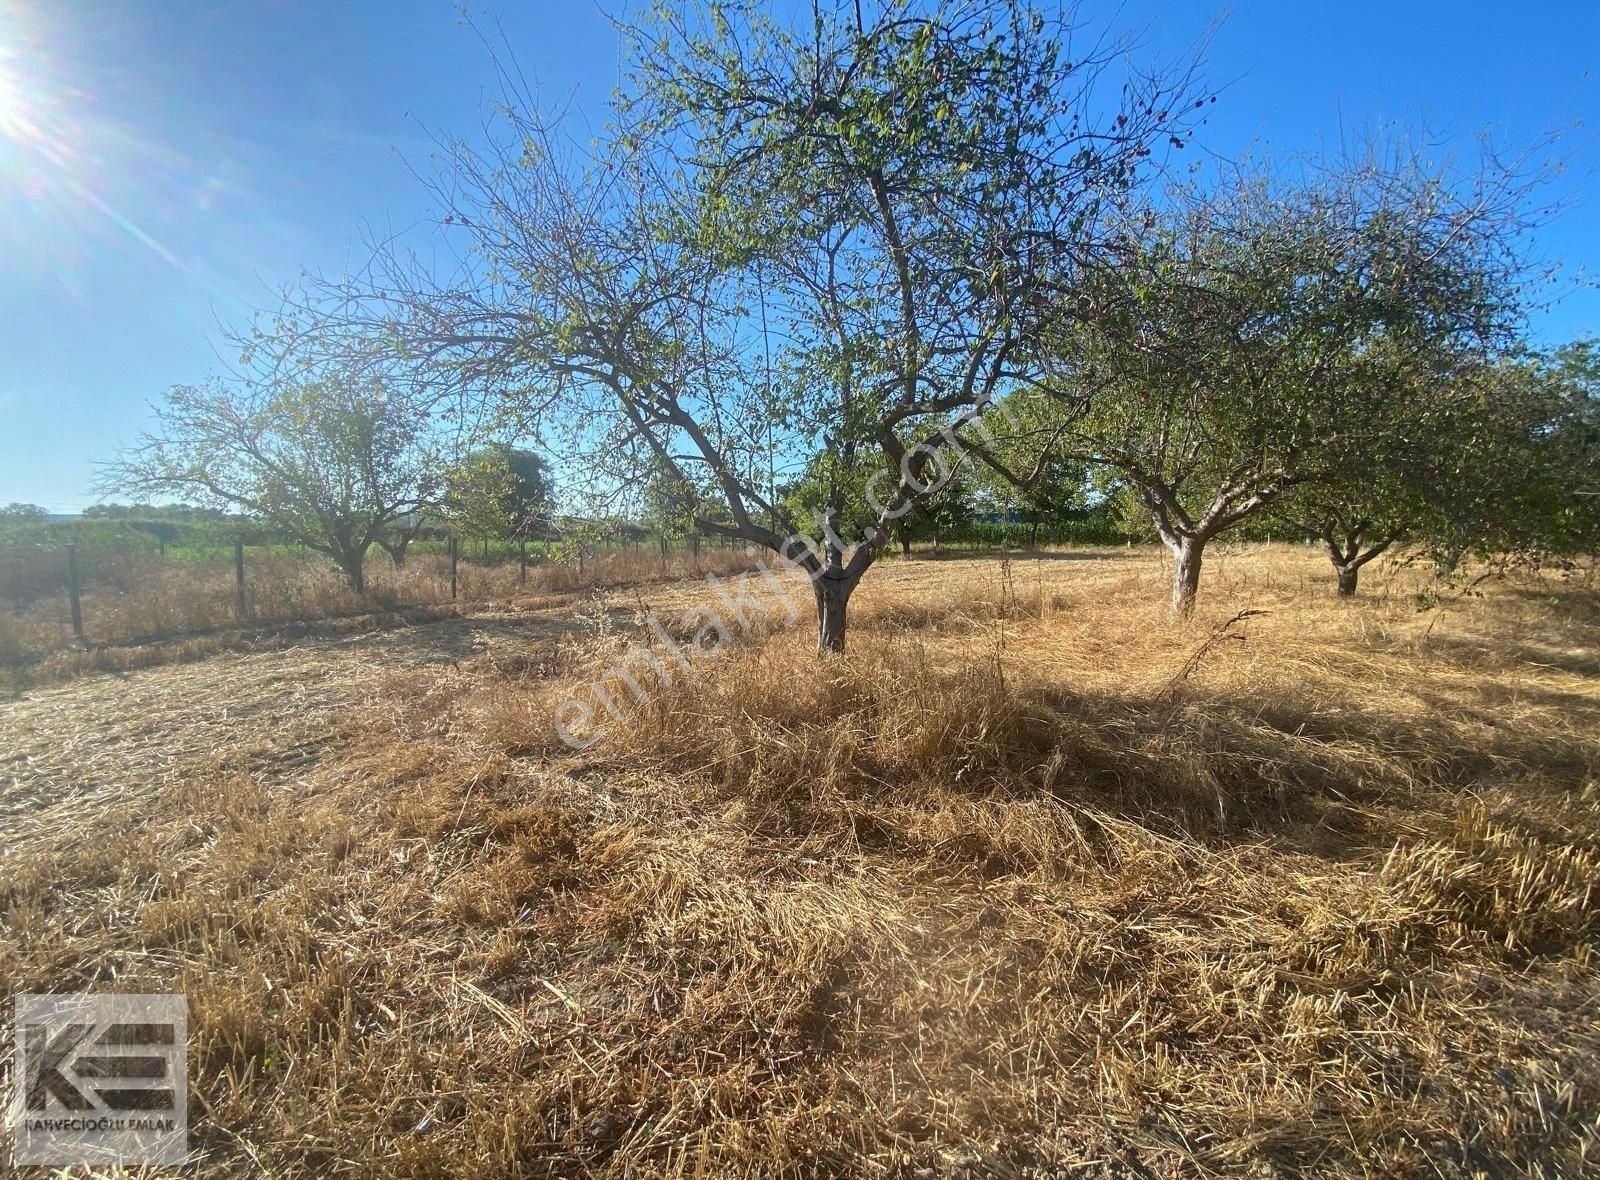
338, 610, 596, 666
896, 546, 1132, 563
1421, 634, 1600, 677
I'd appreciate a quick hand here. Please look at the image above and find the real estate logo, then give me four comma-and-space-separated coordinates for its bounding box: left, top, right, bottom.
10, 993, 187, 1166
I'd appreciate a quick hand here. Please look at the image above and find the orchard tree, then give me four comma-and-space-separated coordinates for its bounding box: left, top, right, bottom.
1271, 445, 1417, 596
1268, 344, 1470, 596
105, 373, 445, 591
639, 457, 713, 561
1544, 339, 1600, 540
1265, 339, 1597, 596
1029, 150, 1539, 615
967, 395, 1092, 547
902, 472, 977, 553
281, 0, 1198, 652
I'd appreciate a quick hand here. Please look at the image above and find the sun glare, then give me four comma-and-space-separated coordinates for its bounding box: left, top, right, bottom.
0, 11, 191, 278
0, 49, 28, 141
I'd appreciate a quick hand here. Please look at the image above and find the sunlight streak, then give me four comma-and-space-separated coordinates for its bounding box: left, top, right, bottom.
0, 3, 197, 281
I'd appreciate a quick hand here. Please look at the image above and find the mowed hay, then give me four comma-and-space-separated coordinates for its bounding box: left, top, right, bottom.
1, 547, 1597, 1176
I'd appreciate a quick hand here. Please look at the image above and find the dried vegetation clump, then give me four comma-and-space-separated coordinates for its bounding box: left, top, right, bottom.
1, 547, 1597, 1176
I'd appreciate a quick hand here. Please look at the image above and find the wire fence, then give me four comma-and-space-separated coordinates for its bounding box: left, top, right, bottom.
0, 528, 768, 667
0, 510, 1154, 671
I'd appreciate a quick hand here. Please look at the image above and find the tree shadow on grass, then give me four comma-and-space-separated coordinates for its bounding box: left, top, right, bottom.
897, 546, 1132, 563
799, 669, 1598, 873
1419, 633, 1600, 677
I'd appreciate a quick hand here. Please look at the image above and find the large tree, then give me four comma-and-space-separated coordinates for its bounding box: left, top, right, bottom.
105, 373, 445, 591
1026, 152, 1537, 614
280, 0, 1197, 651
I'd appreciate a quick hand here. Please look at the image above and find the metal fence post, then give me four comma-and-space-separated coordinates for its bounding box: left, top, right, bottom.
234, 539, 247, 618
66, 543, 85, 644
450, 536, 458, 601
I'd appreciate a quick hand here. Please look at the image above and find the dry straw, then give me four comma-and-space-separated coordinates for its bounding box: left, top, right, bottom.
1, 545, 1596, 1176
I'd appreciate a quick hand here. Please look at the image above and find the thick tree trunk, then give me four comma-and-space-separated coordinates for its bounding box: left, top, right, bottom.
1322, 537, 1359, 597
343, 556, 366, 593
1323, 530, 1391, 598
377, 539, 410, 569
899, 534, 911, 559
1169, 538, 1203, 617
814, 575, 855, 654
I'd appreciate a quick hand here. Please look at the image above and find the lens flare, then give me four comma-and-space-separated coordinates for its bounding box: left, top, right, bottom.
0, 56, 22, 140
0, 30, 44, 153
0, 2, 194, 284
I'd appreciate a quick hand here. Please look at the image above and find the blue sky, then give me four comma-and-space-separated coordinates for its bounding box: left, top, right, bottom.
0, 0, 1595, 512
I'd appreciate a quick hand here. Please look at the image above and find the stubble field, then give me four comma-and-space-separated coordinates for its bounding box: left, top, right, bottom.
1, 545, 1597, 1177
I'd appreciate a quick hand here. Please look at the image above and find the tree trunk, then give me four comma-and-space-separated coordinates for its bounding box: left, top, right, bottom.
1325, 535, 1390, 597
814, 575, 855, 654
1321, 535, 1357, 597
899, 534, 911, 559
343, 554, 366, 593
378, 538, 410, 568
1170, 538, 1203, 617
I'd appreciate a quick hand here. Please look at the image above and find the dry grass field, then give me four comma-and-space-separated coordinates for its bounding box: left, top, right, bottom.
2, 545, 1597, 1177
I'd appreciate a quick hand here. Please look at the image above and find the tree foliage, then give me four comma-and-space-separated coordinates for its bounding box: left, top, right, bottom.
445, 445, 555, 542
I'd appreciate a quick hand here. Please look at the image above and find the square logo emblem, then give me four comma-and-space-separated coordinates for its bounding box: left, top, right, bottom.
10, 993, 188, 1166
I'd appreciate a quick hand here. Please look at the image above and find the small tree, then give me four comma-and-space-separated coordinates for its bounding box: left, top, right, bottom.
1410, 346, 1600, 573
105, 373, 444, 591
970, 439, 1090, 550
640, 460, 704, 554
0, 503, 50, 521
1272, 454, 1415, 596
903, 473, 977, 553
1261, 336, 1600, 596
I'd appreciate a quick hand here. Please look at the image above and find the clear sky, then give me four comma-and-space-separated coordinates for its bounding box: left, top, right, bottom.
1, 0, 1595, 512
